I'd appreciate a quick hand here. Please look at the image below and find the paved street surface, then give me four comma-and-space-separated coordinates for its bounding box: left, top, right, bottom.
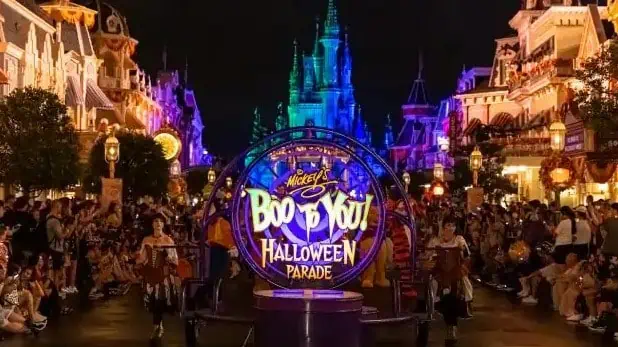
2, 284, 610, 347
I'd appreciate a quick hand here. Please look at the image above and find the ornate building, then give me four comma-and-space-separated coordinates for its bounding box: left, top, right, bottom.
152, 68, 205, 168
390, 61, 455, 174
89, 1, 163, 135
286, 0, 370, 143
455, 1, 615, 204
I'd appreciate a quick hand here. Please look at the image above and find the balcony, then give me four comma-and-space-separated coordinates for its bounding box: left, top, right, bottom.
508, 58, 574, 92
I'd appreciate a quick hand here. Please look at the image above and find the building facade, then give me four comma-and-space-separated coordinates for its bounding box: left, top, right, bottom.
455, 1, 615, 204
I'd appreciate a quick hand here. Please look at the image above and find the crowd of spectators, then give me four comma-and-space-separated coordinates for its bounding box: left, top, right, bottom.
414, 194, 618, 341
0, 195, 202, 336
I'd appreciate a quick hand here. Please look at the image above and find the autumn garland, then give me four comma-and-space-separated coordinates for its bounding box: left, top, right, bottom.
539, 153, 577, 192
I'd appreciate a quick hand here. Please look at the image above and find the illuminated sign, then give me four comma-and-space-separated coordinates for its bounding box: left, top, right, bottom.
232, 144, 386, 289
154, 132, 181, 160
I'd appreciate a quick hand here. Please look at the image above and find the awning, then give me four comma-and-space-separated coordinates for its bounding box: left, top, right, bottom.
65, 75, 84, 107
490, 113, 514, 127
513, 112, 527, 130
463, 118, 482, 136
86, 79, 114, 110
0, 68, 8, 85
526, 110, 551, 130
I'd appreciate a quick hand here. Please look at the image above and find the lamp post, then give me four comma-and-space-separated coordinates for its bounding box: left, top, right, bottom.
549, 119, 567, 205
207, 168, 216, 184
549, 120, 566, 152
470, 146, 483, 187
104, 132, 120, 179
402, 171, 410, 194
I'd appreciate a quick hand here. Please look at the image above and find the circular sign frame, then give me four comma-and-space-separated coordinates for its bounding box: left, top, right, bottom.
154, 130, 182, 161
201, 127, 414, 290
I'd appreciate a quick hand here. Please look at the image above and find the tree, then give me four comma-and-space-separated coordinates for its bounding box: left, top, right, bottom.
83, 131, 169, 200
0, 87, 80, 195
451, 142, 517, 204
185, 169, 209, 196
574, 39, 618, 135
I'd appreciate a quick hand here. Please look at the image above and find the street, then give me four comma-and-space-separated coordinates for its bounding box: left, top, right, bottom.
2, 285, 606, 347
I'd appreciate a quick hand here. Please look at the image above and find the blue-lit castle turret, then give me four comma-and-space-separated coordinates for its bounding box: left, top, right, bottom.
287, 0, 358, 138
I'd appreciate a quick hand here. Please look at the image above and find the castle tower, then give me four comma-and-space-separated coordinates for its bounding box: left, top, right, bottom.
319, 0, 341, 129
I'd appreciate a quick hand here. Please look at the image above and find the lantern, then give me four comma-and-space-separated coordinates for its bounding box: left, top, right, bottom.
226, 177, 233, 188
549, 121, 566, 152
434, 163, 444, 181
207, 168, 216, 184
470, 146, 483, 171
550, 167, 570, 185
432, 184, 444, 197
104, 133, 120, 179
170, 159, 181, 177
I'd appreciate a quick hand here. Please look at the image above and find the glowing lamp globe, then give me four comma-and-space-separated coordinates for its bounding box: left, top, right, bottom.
207, 168, 216, 184
550, 167, 570, 184
432, 184, 445, 196
470, 146, 482, 171
549, 121, 566, 151
226, 177, 233, 188
104, 134, 120, 163
433, 163, 444, 181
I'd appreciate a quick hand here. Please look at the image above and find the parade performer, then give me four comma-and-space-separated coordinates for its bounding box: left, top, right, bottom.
425, 215, 470, 342
360, 207, 389, 288
137, 213, 178, 340
389, 199, 416, 301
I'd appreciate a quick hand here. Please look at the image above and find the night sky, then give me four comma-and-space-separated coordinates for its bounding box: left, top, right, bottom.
95, 0, 521, 158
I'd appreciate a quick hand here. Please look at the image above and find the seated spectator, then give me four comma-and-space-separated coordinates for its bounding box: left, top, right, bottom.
0, 265, 46, 332
518, 253, 564, 306
555, 253, 583, 319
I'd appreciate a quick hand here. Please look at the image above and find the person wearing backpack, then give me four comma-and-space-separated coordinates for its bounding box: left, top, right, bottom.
46, 201, 73, 287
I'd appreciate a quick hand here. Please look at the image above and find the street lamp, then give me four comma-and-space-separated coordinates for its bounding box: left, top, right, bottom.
104, 132, 120, 179
226, 177, 233, 189
470, 146, 483, 187
207, 168, 216, 184
170, 159, 181, 177
433, 162, 444, 181
549, 120, 566, 152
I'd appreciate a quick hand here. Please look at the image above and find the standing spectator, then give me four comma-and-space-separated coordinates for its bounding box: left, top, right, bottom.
46, 201, 72, 288
574, 206, 592, 260
602, 203, 618, 257
554, 207, 576, 264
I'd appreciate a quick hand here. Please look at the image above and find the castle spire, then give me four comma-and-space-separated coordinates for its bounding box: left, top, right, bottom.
289, 39, 300, 90
324, 0, 340, 37
384, 114, 394, 148
407, 49, 428, 105
313, 17, 320, 57
342, 27, 353, 88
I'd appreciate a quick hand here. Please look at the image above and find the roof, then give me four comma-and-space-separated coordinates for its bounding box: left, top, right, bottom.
61, 24, 81, 53
3, 4, 30, 49
16, 0, 53, 25
393, 118, 427, 148
457, 80, 508, 95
